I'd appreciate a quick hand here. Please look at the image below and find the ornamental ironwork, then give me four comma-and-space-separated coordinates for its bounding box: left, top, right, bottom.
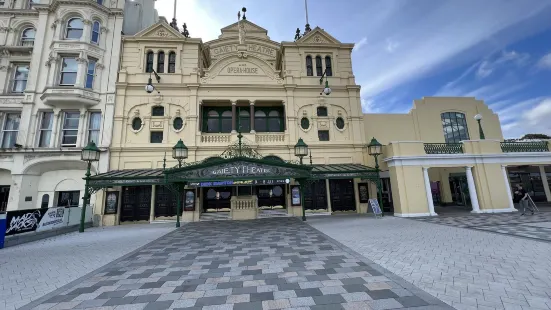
500, 141, 549, 153
424, 143, 464, 154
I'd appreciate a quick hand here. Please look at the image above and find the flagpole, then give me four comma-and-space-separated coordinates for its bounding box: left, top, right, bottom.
173, 0, 177, 20
305, 0, 309, 25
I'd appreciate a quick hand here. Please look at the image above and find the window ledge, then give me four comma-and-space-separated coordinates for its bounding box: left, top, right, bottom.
40, 87, 100, 107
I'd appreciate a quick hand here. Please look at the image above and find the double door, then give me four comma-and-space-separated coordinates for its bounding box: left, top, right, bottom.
121, 186, 152, 222
330, 179, 356, 212
303, 180, 327, 211
203, 187, 232, 212
155, 185, 178, 217
257, 185, 286, 209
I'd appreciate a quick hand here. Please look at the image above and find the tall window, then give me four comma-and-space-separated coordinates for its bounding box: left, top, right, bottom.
315, 56, 323, 76
237, 108, 250, 132
85, 59, 96, 89
254, 108, 284, 132
91, 21, 100, 44
38, 112, 53, 147
61, 112, 79, 147
152, 106, 164, 116
20, 28, 35, 46
60, 57, 77, 86
203, 109, 232, 133
306, 55, 313, 76
12, 64, 29, 93
145, 51, 154, 73
1, 113, 21, 148
65, 18, 83, 39
441, 112, 470, 143
325, 56, 332, 76
87, 112, 101, 144
168, 52, 176, 73
157, 51, 165, 73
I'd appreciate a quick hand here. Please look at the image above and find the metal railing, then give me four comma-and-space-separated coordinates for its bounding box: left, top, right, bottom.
500, 141, 549, 153
424, 143, 464, 154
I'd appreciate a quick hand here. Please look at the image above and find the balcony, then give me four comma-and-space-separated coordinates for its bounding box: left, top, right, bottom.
40, 87, 100, 107
200, 134, 231, 145
500, 141, 549, 153
424, 143, 464, 154
255, 133, 285, 144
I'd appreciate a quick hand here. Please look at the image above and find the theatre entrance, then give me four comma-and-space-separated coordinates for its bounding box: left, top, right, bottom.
121, 186, 152, 222
203, 187, 232, 212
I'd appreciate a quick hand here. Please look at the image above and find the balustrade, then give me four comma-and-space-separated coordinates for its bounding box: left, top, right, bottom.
255, 133, 285, 143
500, 141, 549, 152
423, 143, 464, 154
200, 134, 231, 144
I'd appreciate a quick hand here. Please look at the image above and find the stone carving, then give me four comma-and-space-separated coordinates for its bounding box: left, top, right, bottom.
100, 26, 109, 33
0, 65, 7, 71
45, 54, 58, 67
96, 63, 105, 70
156, 29, 172, 38
107, 95, 115, 103
51, 19, 59, 29
238, 22, 246, 44
76, 57, 88, 64
0, 98, 21, 104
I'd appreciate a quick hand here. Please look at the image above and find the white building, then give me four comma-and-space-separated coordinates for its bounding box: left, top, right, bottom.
0, 0, 158, 213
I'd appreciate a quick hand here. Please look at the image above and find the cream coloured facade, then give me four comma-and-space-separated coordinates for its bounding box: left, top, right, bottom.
0, 0, 159, 214
90, 19, 551, 225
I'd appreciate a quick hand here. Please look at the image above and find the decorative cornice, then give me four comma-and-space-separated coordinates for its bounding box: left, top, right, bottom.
76, 57, 88, 64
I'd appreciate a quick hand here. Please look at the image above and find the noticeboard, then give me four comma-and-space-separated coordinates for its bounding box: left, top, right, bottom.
368, 198, 382, 217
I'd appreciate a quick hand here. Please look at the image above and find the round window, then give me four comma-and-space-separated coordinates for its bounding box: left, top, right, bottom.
131, 117, 142, 131
336, 117, 345, 130
300, 117, 310, 130
173, 117, 183, 130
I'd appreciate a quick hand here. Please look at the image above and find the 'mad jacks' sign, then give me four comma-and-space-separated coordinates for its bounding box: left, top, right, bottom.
5, 207, 67, 236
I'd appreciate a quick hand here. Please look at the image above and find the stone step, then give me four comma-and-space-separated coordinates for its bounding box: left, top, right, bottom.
258, 209, 291, 218
200, 212, 231, 221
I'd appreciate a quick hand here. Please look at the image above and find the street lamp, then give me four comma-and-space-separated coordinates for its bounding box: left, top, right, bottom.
145, 70, 161, 94
474, 114, 485, 140
367, 137, 384, 216
319, 70, 332, 96
172, 139, 188, 228
294, 138, 309, 221
80, 141, 100, 233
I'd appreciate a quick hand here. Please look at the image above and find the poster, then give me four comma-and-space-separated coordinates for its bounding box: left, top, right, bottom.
5, 207, 67, 236
358, 183, 369, 203
291, 185, 301, 206
368, 198, 382, 215
184, 190, 195, 211
104, 192, 119, 215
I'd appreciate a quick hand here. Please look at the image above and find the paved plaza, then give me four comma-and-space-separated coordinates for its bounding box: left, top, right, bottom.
20, 218, 448, 310
310, 214, 551, 310
1, 223, 175, 310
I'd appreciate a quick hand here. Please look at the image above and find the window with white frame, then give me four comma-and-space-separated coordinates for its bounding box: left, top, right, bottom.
87, 112, 101, 144
20, 28, 35, 46
1, 113, 21, 148
11, 64, 29, 93
60, 57, 78, 86
65, 18, 83, 39
61, 112, 79, 147
85, 58, 96, 89
37, 112, 53, 147
91, 21, 100, 44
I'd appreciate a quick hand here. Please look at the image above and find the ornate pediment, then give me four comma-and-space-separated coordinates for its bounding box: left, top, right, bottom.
133, 22, 184, 39
220, 20, 268, 35
200, 55, 283, 85
297, 27, 341, 44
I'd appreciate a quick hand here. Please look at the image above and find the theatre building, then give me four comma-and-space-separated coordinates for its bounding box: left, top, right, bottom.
88, 18, 551, 225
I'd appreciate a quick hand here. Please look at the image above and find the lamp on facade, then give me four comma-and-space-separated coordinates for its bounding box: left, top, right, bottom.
294, 138, 309, 165
319, 70, 331, 96
172, 139, 188, 168
367, 137, 384, 216
474, 114, 485, 140
145, 70, 161, 94
79, 141, 100, 233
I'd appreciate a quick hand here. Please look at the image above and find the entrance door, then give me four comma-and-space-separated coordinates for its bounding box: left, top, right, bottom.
449, 175, 470, 207
203, 187, 232, 212
304, 180, 327, 211
155, 185, 177, 217
330, 179, 356, 212
257, 185, 285, 209
0, 186, 10, 212
121, 186, 152, 222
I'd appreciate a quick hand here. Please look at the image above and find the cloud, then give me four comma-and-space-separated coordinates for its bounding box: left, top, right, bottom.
537, 52, 551, 69
385, 38, 399, 53
357, 0, 551, 99
353, 37, 367, 53
475, 50, 530, 78
501, 98, 551, 138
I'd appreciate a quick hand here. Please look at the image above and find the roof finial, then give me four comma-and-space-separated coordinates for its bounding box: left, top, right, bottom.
241, 7, 247, 20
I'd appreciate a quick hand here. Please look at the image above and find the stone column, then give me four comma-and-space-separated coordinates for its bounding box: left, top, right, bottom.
76, 109, 87, 147
502, 165, 516, 210
75, 55, 88, 88
539, 166, 551, 202
325, 179, 332, 213
150, 185, 156, 222
422, 167, 437, 216
231, 100, 237, 133
466, 166, 481, 213
249, 100, 255, 133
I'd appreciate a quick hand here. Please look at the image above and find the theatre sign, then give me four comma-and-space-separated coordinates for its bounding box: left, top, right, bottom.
210, 43, 277, 59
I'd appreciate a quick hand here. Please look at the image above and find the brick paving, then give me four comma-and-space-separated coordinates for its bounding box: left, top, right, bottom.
310, 214, 551, 310
0, 223, 175, 310
20, 217, 449, 310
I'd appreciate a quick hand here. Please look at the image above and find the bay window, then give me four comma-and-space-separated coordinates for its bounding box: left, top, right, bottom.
38, 112, 53, 147
61, 112, 79, 147
87, 112, 101, 144
1, 113, 21, 148
60, 57, 78, 86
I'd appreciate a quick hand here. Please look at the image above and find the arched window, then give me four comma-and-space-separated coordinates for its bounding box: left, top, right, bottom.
254, 110, 266, 132
41, 194, 49, 209
206, 110, 219, 133
264, 155, 284, 162
268, 110, 281, 132
203, 109, 232, 133
20, 28, 35, 46
145, 51, 154, 72
157, 51, 165, 73
441, 112, 470, 143
238, 108, 250, 132
315, 56, 323, 76
168, 52, 176, 73
221, 111, 232, 133
65, 18, 84, 39
325, 56, 332, 76
306, 55, 313, 76
254, 108, 284, 132
91, 21, 100, 44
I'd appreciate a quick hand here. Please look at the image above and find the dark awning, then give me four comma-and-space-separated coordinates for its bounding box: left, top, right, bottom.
311, 164, 378, 179
88, 168, 165, 187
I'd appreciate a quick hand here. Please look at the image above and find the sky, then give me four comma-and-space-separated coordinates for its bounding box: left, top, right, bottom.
155, 0, 551, 138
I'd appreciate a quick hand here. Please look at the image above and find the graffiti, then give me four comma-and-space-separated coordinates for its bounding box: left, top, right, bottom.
6, 210, 43, 234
